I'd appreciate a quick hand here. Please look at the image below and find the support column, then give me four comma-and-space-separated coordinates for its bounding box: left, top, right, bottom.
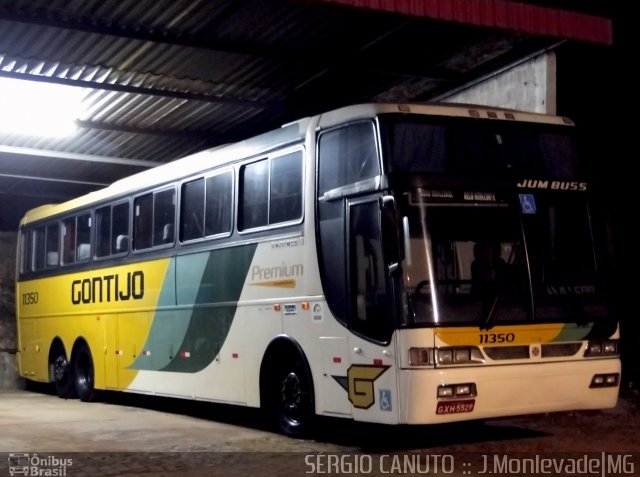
0, 231, 22, 389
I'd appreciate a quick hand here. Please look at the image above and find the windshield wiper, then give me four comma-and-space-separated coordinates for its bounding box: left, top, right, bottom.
480, 293, 504, 330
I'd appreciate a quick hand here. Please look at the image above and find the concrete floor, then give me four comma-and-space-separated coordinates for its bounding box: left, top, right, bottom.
1, 387, 639, 476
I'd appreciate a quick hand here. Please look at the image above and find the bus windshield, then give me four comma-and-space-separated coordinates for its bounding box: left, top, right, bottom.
380, 114, 578, 178
399, 191, 607, 327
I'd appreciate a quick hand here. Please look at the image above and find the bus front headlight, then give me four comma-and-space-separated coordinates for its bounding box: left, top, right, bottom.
409, 347, 484, 367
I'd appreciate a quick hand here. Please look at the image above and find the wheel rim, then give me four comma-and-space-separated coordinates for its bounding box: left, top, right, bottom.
280, 371, 305, 423
53, 355, 68, 382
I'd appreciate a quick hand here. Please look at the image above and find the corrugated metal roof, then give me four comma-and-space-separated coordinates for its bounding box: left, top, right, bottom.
0, 0, 614, 229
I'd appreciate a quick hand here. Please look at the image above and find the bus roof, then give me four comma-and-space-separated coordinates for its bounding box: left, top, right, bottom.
20, 103, 573, 226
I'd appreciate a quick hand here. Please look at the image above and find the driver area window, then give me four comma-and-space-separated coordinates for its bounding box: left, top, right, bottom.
350, 200, 391, 342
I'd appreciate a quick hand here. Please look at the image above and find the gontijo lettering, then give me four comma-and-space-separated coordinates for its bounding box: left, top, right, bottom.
71, 270, 144, 304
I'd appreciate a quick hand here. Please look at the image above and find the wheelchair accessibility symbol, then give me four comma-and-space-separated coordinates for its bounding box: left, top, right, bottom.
519, 194, 537, 215
379, 389, 392, 412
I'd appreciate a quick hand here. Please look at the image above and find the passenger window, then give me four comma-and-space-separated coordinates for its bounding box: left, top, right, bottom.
112, 202, 130, 254
76, 214, 92, 262
60, 214, 91, 264
205, 172, 232, 236
97, 202, 130, 257
62, 217, 76, 264
240, 160, 269, 230
95, 206, 112, 257
45, 223, 59, 267
181, 178, 205, 241
154, 189, 175, 246
134, 188, 175, 250
239, 150, 303, 231
270, 151, 302, 224
134, 194, 153, 250
33, 225, 46, 271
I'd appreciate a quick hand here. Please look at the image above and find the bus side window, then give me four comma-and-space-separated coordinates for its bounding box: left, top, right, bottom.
45, 223, 59, 268
62, 217, 76, 264
205, 171, 232, 236
96, 202, 129, 257
134, 194, 153, 250
270, 151, 302, 224
76, 213, 92, 262
154, 188, 175, 246
95, 206, 112, 257
33, 225, 46, 271
181, 178, 205, 241
240, 160, 269, 230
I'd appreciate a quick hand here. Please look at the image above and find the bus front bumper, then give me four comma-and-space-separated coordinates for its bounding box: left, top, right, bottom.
399, 358, 621, 424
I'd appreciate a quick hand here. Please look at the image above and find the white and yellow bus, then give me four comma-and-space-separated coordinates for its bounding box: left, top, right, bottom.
16, 103, 620, 437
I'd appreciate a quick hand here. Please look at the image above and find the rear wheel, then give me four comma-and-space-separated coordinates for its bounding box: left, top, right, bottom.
73, 342, 98, 402
51, 346, 75, 399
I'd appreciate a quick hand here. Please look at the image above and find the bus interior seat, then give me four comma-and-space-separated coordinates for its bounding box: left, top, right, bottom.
77, 243, 90, 261
162, 223, 174, 243
46, 251, 59, 267
115, 235, 128, 253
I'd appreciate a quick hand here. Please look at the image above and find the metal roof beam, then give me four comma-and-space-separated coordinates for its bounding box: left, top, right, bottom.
0, 172, 109, 187
76, 120, 213, 142
0, 70, 278, 109
0, 8, 302, 62
0, 145, 154, 168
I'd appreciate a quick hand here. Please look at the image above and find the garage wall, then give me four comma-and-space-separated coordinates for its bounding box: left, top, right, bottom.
441, 52, 556, 114
0, 231, 22, 389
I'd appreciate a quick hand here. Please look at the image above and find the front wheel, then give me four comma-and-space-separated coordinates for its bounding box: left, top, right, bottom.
271, 359, 314, 438
73, 342, 99, 402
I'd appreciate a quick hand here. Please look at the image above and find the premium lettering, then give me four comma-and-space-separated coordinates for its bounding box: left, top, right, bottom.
71, 271, 144, 304
251, 263, 303, 281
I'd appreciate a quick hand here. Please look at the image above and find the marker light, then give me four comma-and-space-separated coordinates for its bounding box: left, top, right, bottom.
409, 348, 433, 366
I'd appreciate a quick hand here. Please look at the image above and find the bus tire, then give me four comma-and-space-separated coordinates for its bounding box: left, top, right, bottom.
73, 342, 99, 402
271, 356, 315, 438
51, 344, 76, 399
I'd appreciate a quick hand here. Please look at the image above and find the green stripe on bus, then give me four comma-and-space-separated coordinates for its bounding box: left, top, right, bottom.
131, 243, 257, 373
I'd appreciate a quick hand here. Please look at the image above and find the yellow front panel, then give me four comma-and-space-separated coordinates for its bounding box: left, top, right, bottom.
435, 323, 565, 347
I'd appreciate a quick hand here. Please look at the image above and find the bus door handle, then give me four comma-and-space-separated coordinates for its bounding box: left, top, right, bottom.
353, 347, 362, 354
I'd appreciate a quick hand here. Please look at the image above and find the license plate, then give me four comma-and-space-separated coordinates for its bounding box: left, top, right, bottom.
436, 399, 475, 415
